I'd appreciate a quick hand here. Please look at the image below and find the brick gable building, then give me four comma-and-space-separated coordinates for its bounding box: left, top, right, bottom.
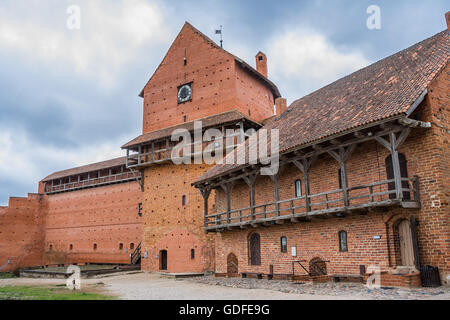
1, 18, 448, 288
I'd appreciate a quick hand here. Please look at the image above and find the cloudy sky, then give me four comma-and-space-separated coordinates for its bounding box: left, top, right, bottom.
0, 0, 448, 205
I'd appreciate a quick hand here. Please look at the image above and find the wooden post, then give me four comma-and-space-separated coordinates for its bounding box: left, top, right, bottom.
220, 182, 233, 224
390, 132, 403, 200
138, 145, 142, 165
293, 157, 315, 213
375, 128, 410, 201
166, 139, 170, 160
269, 174, 280, 216
200, 187, 212, 228
126, 149, 129, 167
243, 174, 257, 220
328, 145, 356, 207
413, 175, 420, 202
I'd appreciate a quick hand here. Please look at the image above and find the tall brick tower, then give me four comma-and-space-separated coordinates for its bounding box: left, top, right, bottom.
122, 22, 281, 273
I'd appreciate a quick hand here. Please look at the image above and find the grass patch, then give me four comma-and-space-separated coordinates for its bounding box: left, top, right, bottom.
0, 285, 115, 300
0, 273, 17, 279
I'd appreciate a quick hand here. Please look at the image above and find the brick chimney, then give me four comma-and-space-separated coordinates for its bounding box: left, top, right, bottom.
446, 11, 450, 30
275, 97, 287, 117
255, 51, 268, 78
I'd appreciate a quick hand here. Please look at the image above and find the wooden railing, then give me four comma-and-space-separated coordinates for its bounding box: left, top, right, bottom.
204, 176, 420, 231
45, 171, 141, 194
130, 242, 142, 265
126, 132, 244, 169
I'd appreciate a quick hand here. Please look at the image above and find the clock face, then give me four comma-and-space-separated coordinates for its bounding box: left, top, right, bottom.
177, 83, 192, 104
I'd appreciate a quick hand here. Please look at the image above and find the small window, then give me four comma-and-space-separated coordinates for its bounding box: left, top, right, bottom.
182, 195, 187, 206
93, 243, 97, 251
258, 56, 264, 61
191, 249, 195, 260
339, 231, 348, 252
49, 244, 53, 251
130, 243, 135, 250
138, 203, 142, 217
69, 244, 73, 251
338, 169, 343, 189
119, 243, 124, 250
280, 236, 287, 253
295, 180, 302, 198
183, 115, 187, 122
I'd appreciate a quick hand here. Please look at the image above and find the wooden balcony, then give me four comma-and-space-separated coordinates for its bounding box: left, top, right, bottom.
44, 171, 141, 195
204, 176, 420, 232
126, 132, 243, 169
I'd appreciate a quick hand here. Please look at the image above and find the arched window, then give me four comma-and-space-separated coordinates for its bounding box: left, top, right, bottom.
249, 233, 261, 266
295, 180, 302, 198
385, 154, 410, 200
130, 243, 135, 250
69, 244, 73, 251
49, 244, 53, 251
191, 249, 195, 260
339, 231, 348, 252
93, 243, 97, 251
280, 236, 287, 253
119, 243, 124, 250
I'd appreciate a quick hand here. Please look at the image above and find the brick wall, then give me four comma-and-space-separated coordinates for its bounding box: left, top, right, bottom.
0, 194, 45, 272
141, 23, 275, 134
213, 63, 449, 283
43, 181, 142, 265
140, 163, 215, 273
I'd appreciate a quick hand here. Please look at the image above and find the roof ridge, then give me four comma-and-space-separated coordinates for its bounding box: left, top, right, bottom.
290, 29, 449, 108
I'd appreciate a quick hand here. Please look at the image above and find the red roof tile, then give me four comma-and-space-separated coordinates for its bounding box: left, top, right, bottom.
196, 30, 449, 184
121, 110, 261, 149
41, 157, 127, 182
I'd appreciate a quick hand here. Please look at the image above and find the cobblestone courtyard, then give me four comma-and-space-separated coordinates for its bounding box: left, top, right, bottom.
0, 272, 448, 300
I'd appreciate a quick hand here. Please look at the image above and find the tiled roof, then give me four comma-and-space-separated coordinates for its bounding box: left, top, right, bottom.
196, 30, 449, 183
41, 157, 127, 182
121, 110, 261, 149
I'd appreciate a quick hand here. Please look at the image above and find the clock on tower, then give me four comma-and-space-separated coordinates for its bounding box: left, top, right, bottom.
177, 83, 193, 104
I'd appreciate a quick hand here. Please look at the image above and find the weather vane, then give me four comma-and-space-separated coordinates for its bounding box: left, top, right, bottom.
215, 25, 223, 48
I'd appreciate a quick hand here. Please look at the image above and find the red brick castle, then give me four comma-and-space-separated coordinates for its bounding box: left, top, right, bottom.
1, 15, 449, 287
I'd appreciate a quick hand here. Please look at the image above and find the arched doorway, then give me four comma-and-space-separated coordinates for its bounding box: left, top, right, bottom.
398, 220, 415, 266
160, 250, 167, 271
248, 233, 261, 266
227, 253, 238, 274
309, 258, 327, 276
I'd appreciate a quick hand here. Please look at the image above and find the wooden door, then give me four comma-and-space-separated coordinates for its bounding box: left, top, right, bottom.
227, 253, 238, 274
160, 250, 167, 270
398, 220, 414, 266
249, 233, 261, 266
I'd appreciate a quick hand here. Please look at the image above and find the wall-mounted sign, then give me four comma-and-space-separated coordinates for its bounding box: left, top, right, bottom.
291, 246, 297, 257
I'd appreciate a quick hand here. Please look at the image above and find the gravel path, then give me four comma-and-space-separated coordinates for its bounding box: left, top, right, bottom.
1, 272, 448, 300
184, 276, 450, 300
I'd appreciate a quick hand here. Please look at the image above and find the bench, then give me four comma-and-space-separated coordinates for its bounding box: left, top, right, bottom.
331, 274, 363, 283
267, 274, 294, 281
241, 272, 263, 279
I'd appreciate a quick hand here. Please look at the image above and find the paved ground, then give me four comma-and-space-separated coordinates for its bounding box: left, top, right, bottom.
0, 272, 448, 300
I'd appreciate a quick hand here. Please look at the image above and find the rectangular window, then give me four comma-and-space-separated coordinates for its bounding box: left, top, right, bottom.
339, 231, 348, 252
281, 236, 287, 253
295, 180, 302, 198
138, 203, 142, 217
